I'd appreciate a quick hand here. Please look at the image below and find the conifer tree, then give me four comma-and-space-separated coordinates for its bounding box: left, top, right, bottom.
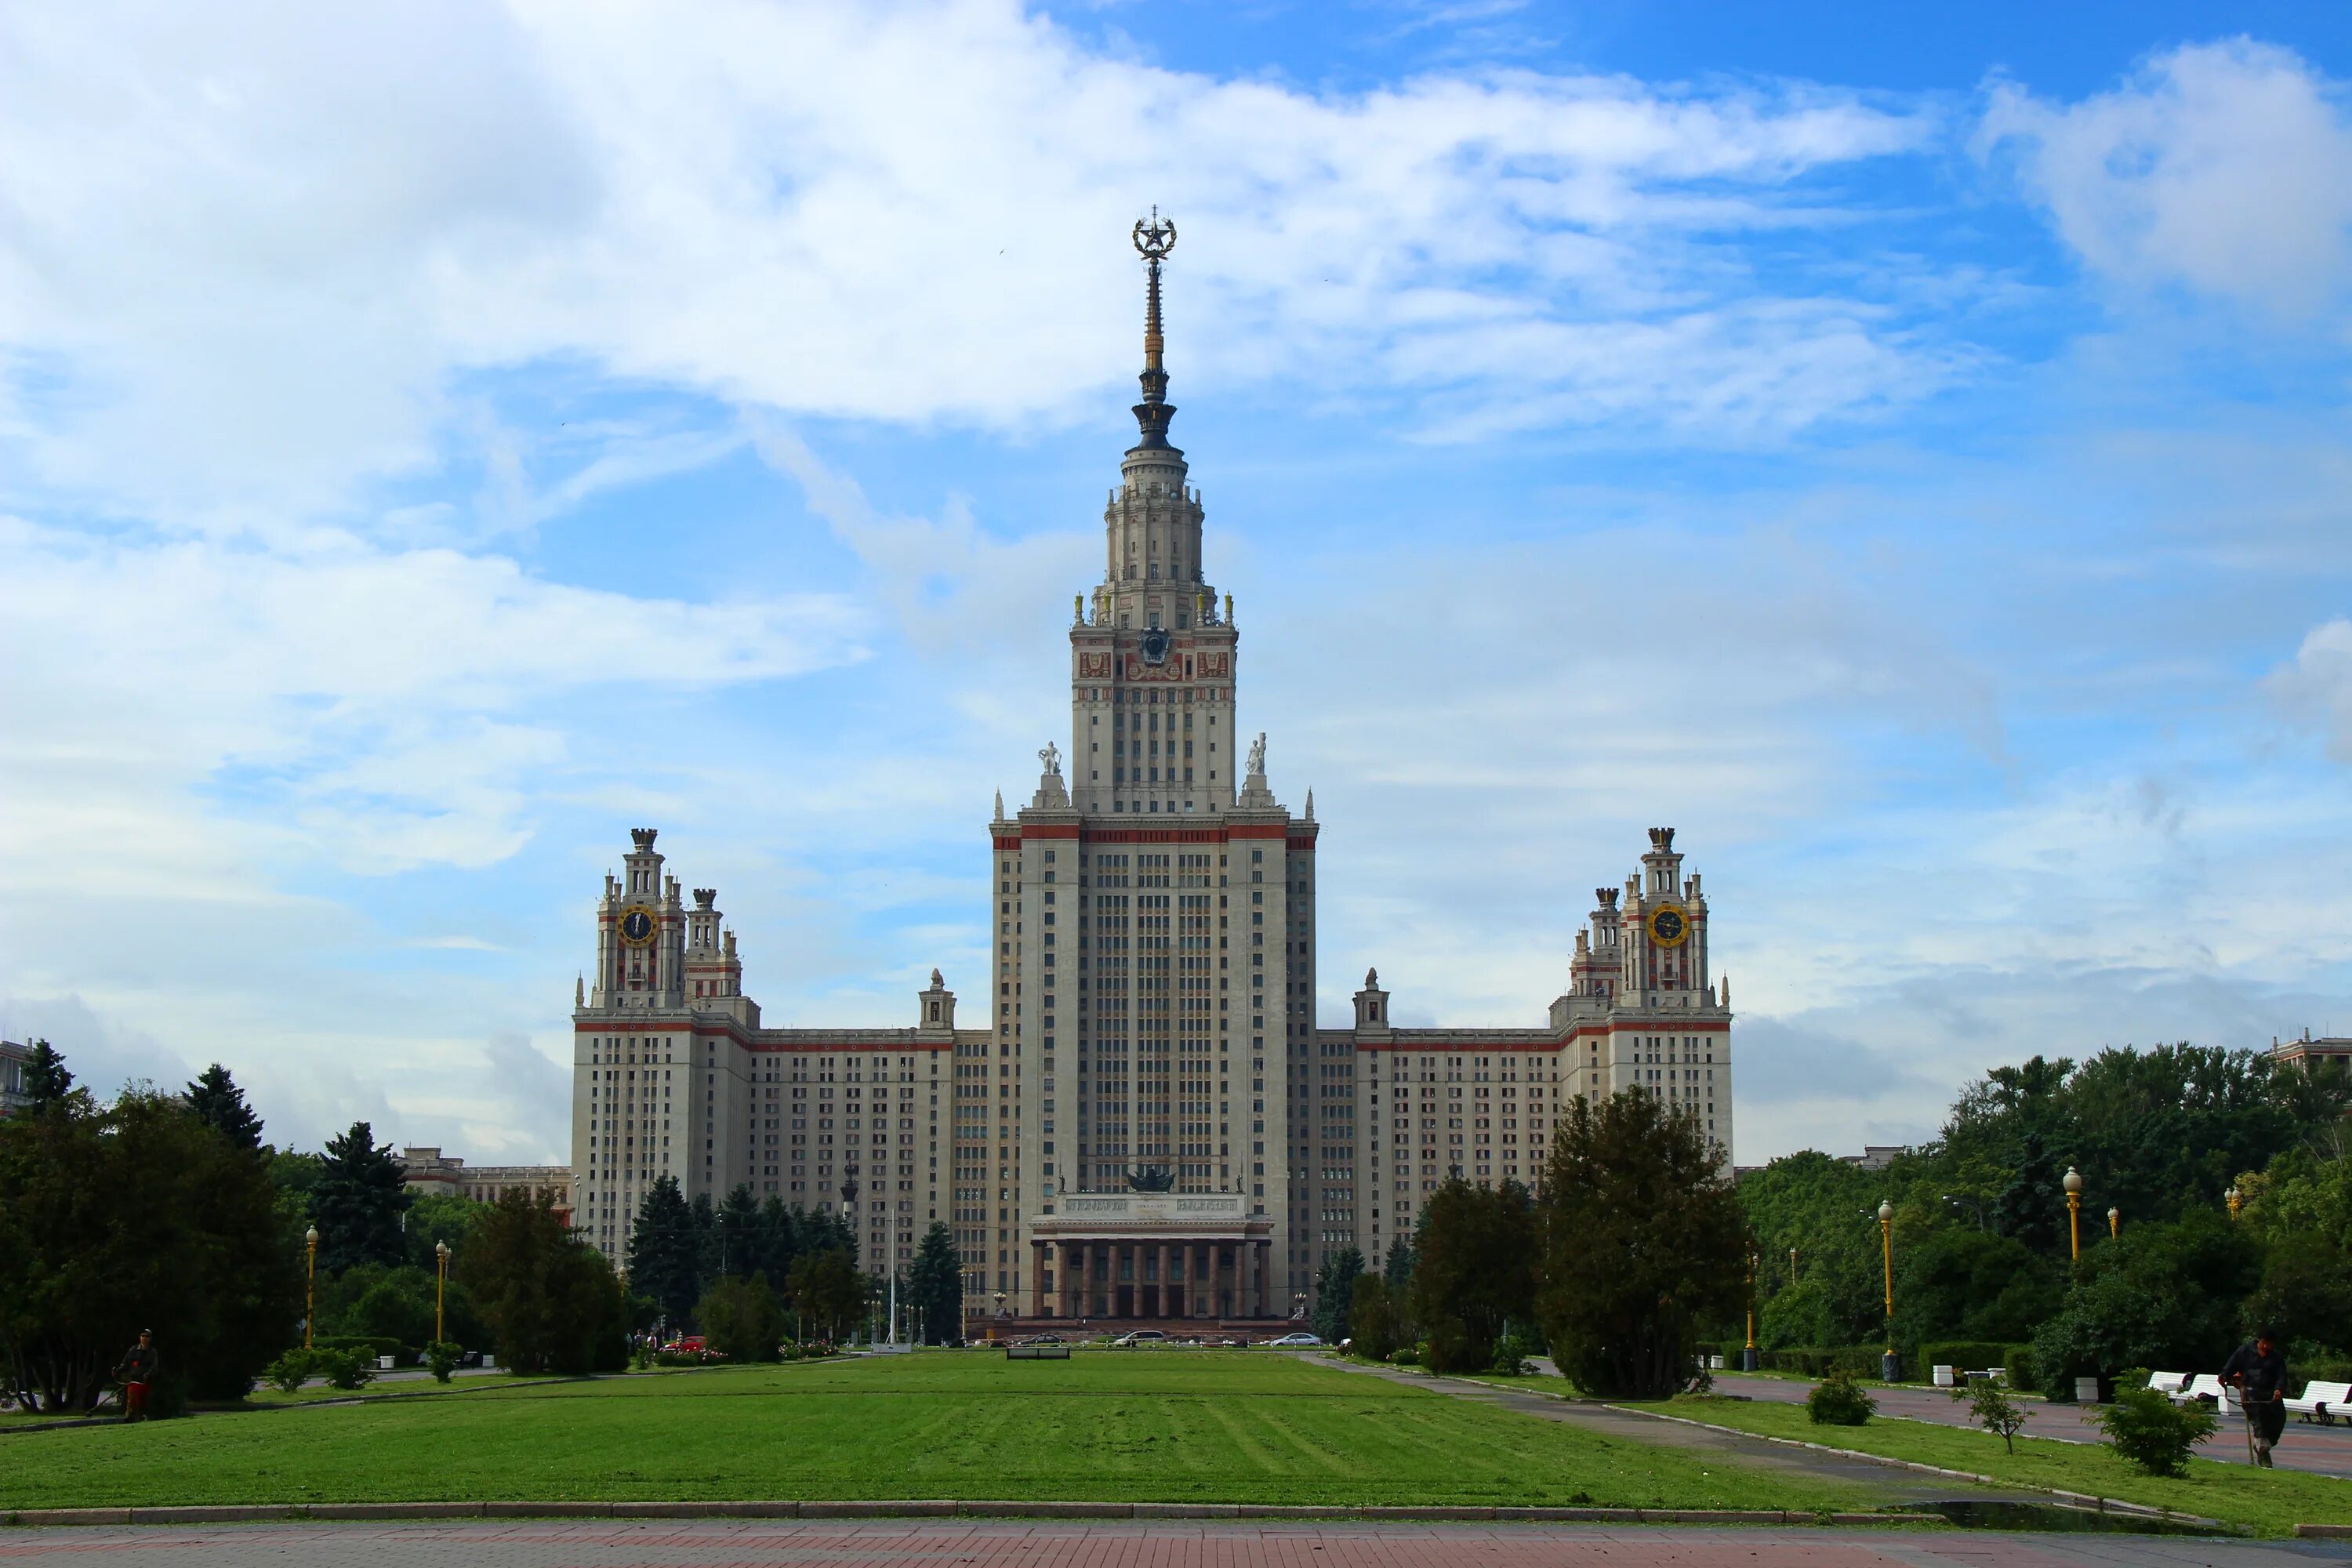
21, 1040, 74, 1112
185, 1063, 263, 1149
625, 1176, 703, 1323
310, 1120, 412, 1273
907, 1221, 964, 1343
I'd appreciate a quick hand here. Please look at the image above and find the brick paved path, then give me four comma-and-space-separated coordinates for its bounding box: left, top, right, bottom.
0, 1520, 2339, 1568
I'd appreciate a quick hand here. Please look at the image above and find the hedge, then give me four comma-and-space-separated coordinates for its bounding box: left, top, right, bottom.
1919, 1341, 2016, 1373
1761, 1345, 1884, 1378
311, 1335, 405, 1363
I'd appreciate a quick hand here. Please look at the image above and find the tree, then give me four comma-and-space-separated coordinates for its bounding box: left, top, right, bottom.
698, 1275, 783, 1362
625, 1176, 703, 1323
2027, 1210, 2263, 1392
1536, 1089, 1745, 1398
458, 1190, 627, 1374
1348, 1274, 1406, 1360
714, 1184, 760, 1279
1312, 1245, 1363, 1345
184, 1064, 263, 1149
1408, 1178, 1535, 1372
753, 1195, 804, 1295
907, 1221, 963, 1344
789, 1248, 864, 1342
20, 1040, 74, 1112
403, 1192, 490, 1272
1952, 1378, 2030, 1454
0, 1087, 303, 1410
1382, 1236, 1415, 1294
310, 1121, 411, 1274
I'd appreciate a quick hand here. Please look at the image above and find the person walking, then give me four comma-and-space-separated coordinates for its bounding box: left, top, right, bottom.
2221, 1328, 2288, 1467
114, 1330, 158, 1422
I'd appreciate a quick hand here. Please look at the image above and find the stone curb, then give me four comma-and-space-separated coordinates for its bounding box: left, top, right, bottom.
2, 1501, 1936, 1530
1606, 1406, 2230, 1532
2297, 1525, 2352, 1539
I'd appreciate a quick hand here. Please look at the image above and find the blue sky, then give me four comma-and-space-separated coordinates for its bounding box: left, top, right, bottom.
4, 1, 2350, 1167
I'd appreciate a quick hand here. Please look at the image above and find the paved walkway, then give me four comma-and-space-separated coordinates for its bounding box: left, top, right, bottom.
0, 1519, 2336, 1568
1316, 1357, 2024, 1506
1711, 1375, 2352, 1482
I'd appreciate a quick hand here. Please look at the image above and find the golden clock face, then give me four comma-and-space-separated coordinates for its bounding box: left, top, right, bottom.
1646, 903, 1691, 948
618, 904, 659, 947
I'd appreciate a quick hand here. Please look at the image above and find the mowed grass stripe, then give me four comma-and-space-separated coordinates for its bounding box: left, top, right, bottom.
1, 1353, 1886, 1511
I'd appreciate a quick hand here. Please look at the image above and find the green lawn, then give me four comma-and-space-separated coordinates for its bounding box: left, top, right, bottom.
0, 1352, 1893, 1513
1624, 1395, 2352, 1537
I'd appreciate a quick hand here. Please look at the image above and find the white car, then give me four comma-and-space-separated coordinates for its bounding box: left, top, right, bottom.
1263, 1332, 1323, 1347
1111, 1330, 1168, 1347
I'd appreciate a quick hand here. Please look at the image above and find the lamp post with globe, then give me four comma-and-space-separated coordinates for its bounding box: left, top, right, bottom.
1876, 1200, 1898, 1381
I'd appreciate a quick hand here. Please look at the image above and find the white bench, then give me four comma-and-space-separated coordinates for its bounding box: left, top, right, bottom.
2154, 1373, 2230, 1410
2147, 1372, 2189, 1398
2288, 1381, 2351, 1425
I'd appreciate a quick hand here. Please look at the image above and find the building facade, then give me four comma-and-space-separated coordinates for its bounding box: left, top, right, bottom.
569, 220, 1734, 1320
399, 1145, 574, 1214
0, 1039, 31, 1117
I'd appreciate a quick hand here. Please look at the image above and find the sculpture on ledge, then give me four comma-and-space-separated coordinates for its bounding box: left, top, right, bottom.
1124, 1164, 1176, 1193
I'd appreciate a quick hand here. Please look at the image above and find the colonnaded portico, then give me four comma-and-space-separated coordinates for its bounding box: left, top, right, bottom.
1029, 1192, 1277, 1321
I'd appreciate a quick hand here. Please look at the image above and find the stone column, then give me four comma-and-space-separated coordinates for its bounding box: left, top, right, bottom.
1177, 1242, 1192, 1318
1254, 1240, 1270, 1316
1031, 1242, 1045, 1316
1156, 1241, 1171, 1319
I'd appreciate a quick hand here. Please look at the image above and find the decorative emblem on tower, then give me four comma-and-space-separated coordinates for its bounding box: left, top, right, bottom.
618, 904, 659, 946
1646, 904, 1690, 947
1130, 208, 1179, 451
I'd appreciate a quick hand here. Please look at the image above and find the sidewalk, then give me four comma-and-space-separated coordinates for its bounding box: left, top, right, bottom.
1711, 1375, 2352, 1482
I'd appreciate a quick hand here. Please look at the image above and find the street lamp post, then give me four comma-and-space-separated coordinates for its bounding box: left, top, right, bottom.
2107, 1207, 2119, 1240
304, 1226, 320, 1348
1742, 1245, 1760, 1371
1876, 1200, 1898, 1382
2063, 1166, 2084, 1261
435, 1240, 451, 1343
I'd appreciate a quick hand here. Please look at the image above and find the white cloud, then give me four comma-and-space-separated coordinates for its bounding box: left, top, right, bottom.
2268, 617, 2352, 762
0, 0, 1945, 529
0, 516, 872, 883
1981, 39, 2352, 317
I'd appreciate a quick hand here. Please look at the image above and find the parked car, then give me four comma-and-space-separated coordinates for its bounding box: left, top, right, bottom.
1112, 1330, 1169, 1347
1263, 1332, 1323, 1347
1013, 1334, 1066, 1346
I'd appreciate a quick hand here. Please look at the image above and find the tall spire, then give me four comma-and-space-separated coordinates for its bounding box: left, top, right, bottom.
1131, 208, 1178, 451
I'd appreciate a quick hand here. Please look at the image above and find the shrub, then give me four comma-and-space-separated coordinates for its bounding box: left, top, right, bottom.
2094, 1386, 2217, 1477
1952, 1378, 2030, 1454
261, 1349, 319, 1394
310, 1334, 402, 1362
1806, 1370, 1876, 1426
2002, 1344, 2039, 1393
423, 1341, 462, 1385
1388, 1346, 1419, 1366
312, 1348, 374, 1391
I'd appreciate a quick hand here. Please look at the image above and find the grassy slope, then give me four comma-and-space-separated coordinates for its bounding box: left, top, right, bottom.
0, 1352, 1889, 1512
1624, 1396, 2351, 1537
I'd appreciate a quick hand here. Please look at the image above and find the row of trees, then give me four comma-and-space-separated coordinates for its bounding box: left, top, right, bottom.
0, 1045, 641, 1410
622, 1174, 966, 1348
1323, 1087, 1749, 1396
1737, 1044, 2350, 1387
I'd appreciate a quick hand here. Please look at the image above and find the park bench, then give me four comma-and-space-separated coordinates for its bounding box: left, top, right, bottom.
2288, 1380, 2351, 1425
2171, 1374, 2233, 1407
1005, 1344, 1070, 1360
2146, 1371, 2188, 1398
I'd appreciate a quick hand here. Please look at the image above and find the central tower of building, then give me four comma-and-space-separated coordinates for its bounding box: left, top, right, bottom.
964, 212, 1307, 1320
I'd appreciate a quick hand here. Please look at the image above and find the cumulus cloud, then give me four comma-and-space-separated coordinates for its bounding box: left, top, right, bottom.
2268, 617, 2352, 762
1980, 39, 2352, 316
0, 0, 1947, 529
